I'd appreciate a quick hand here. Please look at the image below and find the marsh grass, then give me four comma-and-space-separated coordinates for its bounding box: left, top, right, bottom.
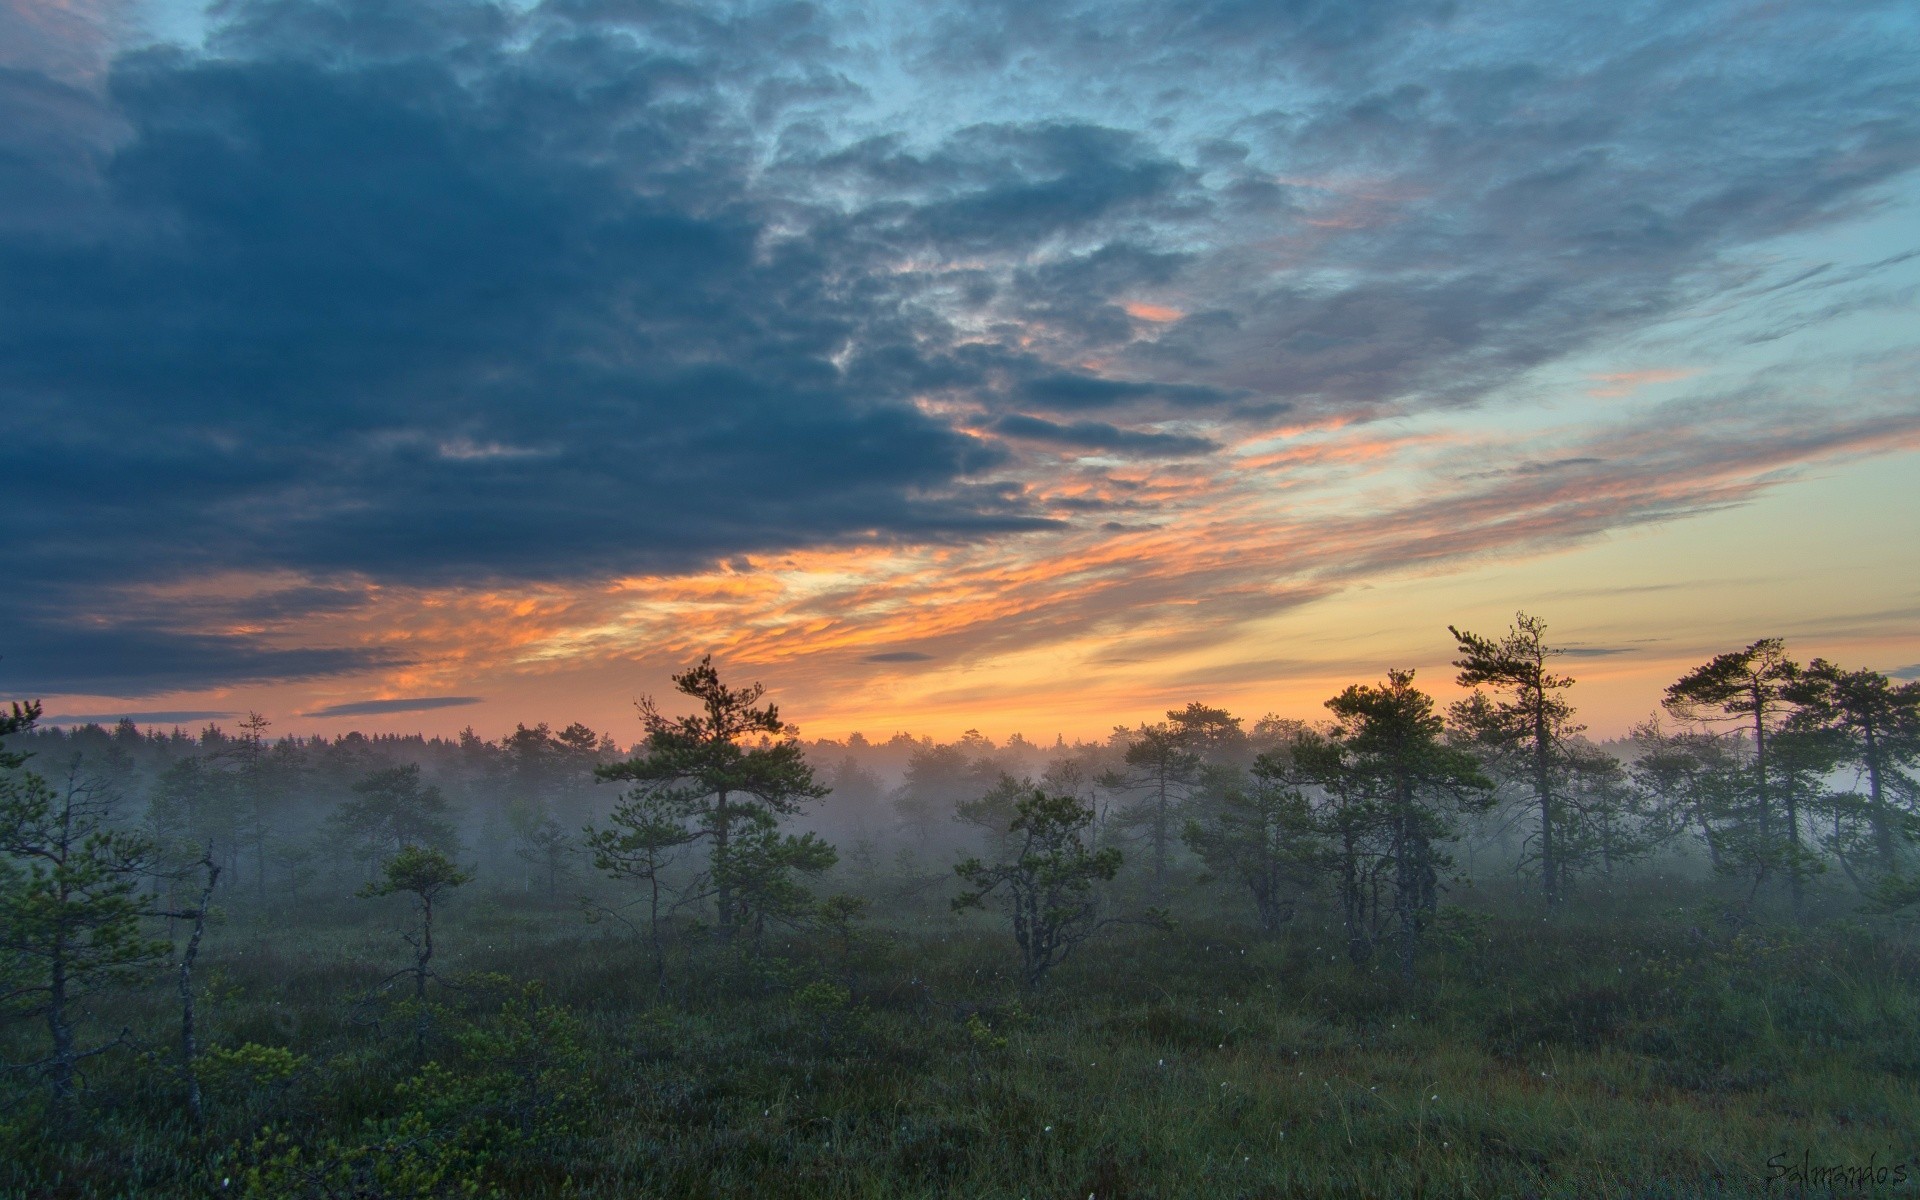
2, 877, 1916, 1198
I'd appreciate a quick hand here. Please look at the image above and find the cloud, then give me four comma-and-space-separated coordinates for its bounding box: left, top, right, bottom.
1, 0, 1915, 700
0, 617, 406, 697
1014, 374, 1239, 411
863, 651, 935, 663
988, 414, 1219, 457
0, 0, 1055, 609
303, 696, 484, 718
40, 710, 237, 726
1892, 665, 1920, 681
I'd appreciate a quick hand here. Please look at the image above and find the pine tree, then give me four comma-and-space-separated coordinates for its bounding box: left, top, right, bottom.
1449, 613, 1579, 904
359, 846, 471, 1054
1182, 740, 1318, 936
1, 722, 167, 1115
1098, 724, 1200, 897
594, 657, 830, 942
1664, 639, 1800, 896
1786, 660, 1920, 876
952, 791, 1128, 989
1305, 671, 1491, 980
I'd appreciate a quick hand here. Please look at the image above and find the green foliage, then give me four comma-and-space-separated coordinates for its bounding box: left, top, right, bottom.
360, 847, 472, 1053
1183, 749, 1318, 935
336, 765, 458, 868
1786, 658, 1920, 880
1301, 669, 1492, 978
404, 979, 588, 1145
1663, 639, 1803, 896
223, 1112, 496, 1200
1450, 612, 1633, 903
201, 1041, 308, 1091
954, 790, 1131, 988
1098, 724, 1202, 893
595, 657, 831, 942
360, 845, 474, 904
0, 741, 167, 1106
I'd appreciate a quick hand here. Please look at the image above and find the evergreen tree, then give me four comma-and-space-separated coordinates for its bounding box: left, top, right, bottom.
333, 764, 457, 873
1, 723, 167, 1114
1098, 724, 1201, 897
953, 791, 1128, 989
1664, 639, 1800, 895
595, 657, 830, 942
1449, 613, 1580, 904
1785, 660, 1920, 876
1183, 739, 1318, 936
1304, 671, 1491, 980
359, 846, 471, 1054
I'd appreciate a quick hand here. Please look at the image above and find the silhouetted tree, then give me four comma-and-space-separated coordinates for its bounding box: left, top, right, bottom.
1665, 639, 1800, 895
1626, 715, 1750, 875
1183, 739, 1317, 936
896, 739, 996, 848
584, 788, 699, 989
508, 801, 574, 897
334, 764, 457, 873
1099, 724, 1201, 896
1786, 659, 1920, 876
595, 657, 830, 942
1449, 613, 1579, 905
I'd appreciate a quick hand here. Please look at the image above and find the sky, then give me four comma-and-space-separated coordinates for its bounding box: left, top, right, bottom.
2, 0, 1917, 745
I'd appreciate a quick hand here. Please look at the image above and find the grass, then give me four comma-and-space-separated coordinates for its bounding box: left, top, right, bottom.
3, 876, 1917, 1198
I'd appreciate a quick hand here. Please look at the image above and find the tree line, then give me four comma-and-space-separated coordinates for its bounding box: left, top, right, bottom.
3, 616, 1918, 1116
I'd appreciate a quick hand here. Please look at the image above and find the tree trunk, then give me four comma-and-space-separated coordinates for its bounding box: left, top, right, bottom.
1751, 691, 1771, 844
1534, 695, 1558, 907
415, 895, 434, 1055
1393, 780, 1418, 983
179, 853, 221, 1126
1784, 787, 1803, 916
48, 942, 75, 1118
713, 789, 733, 940
1152, 772, 1169, 896
1864, 724, 1893, 871
1339, 825, 1369, 964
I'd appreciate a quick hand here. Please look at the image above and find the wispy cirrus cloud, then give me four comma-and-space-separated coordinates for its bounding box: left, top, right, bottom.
303, 696, 483, 719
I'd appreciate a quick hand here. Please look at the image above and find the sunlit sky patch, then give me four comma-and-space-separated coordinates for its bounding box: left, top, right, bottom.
2, 0, 1915, 743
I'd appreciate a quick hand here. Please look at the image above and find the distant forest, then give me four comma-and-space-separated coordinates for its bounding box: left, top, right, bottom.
12, 616, 1915, 926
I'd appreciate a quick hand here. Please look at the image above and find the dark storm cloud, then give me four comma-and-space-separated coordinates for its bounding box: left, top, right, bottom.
988, 414, 1218, 457
1014, 374, 1237, 411
0, 618, 405, 696
0, 0, 1058, 619
809, 123, 1194, 254
304, 696, 482, 718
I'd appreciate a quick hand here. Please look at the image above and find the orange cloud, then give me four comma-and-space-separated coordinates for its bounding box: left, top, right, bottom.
1586, 368, 1698, 398
71, 394, 1920, 746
